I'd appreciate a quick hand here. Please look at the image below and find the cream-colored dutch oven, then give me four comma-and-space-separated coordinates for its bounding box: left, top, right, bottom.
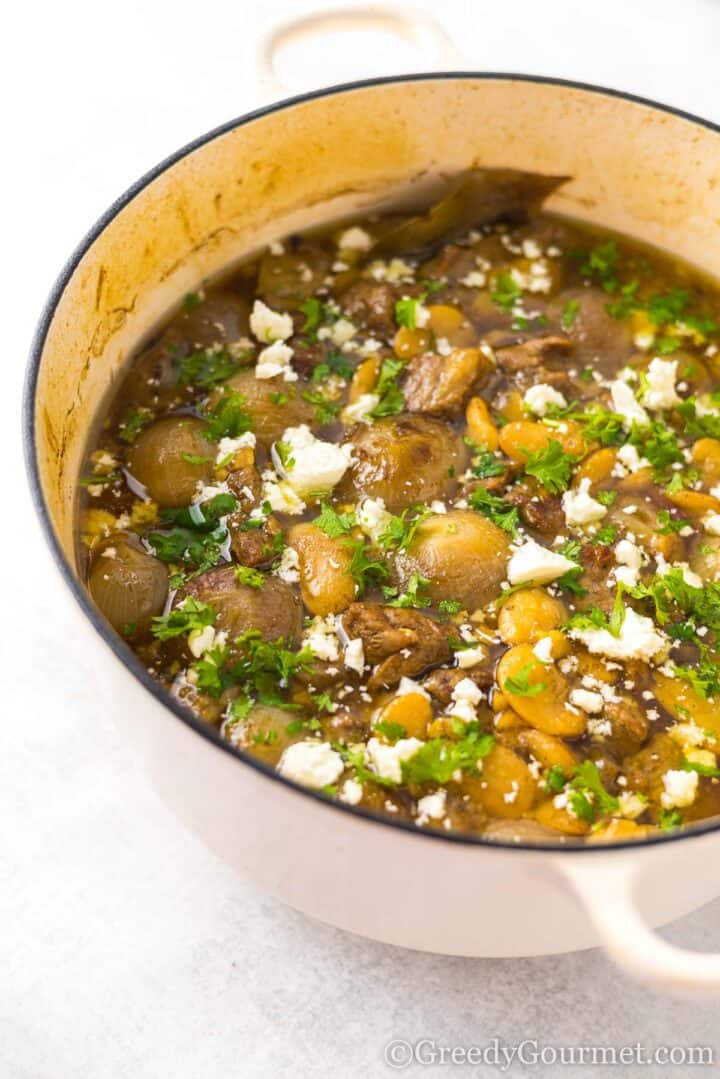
23, 5, 720, 994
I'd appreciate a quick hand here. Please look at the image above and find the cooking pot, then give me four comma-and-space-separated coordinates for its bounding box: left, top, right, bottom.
23, 4, 720, 994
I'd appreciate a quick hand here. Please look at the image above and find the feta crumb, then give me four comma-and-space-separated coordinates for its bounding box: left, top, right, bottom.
569, 606, 669, 663
532, 636, 555, 664
338, 226, 373, 251
365, 737, 424, 783
302, 615, 341, 662
357, 497, 392, 543
275, 545, 300, 583
249, 299, 293, 343
396, 676, 431, 699
417, 790, 447, 822
661, 769, 698, 809
610, 379, 649, 427
340, 778, 363, 805
618, 791, 647, 819
457, 645, 486, 669
273, 425, 352, 495
278, 741, 344, 788
614, 538, 644, 587
642, 357, 681, 411
562, 478, 607, 527
215, 431, 256, 464
260, 469, 306, 515
342, 393, 379, 424
507, 538, 577, 586
329, 317, 357, 347
255, 340, 297, 381
703, 513, 720, 537
524, 383, 567, 417
569, 688, 605, 714
344, 638, 365, 675
188, 624, 216, 658
459, 270, 487, 288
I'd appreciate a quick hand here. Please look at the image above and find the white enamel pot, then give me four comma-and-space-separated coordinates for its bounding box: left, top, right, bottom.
23, 5, 720, 995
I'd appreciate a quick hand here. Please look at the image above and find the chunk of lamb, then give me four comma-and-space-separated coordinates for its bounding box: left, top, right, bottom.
495, 334, 572, 375
338, 280, 398, 337
402, 348, 488, 415
341, 603, 452, 690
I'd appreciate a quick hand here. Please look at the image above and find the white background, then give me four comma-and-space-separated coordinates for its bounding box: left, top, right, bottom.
4, 1, 720, 1076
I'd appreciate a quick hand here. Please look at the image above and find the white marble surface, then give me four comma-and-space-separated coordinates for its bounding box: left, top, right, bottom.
5, 1, 720, 1074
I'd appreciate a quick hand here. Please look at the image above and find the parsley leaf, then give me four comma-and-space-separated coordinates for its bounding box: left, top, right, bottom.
504, 660, 548, 698
313, 503, 357, 538
468, 487, 520, 536
175, 347, 240, 388
151, 598, 215, 640
402, 728, 495, 785
491, 270, 522, 312
522, 439, 578, 493
370, 358, 406, 418
203, 391, 253, 441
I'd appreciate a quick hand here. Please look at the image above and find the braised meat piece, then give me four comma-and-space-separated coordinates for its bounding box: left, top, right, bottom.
402, 348, 488, 415
341, 603, 452, 690
495, 334, 572, 374
422, 665, 493, 705
339, 280, 398, 336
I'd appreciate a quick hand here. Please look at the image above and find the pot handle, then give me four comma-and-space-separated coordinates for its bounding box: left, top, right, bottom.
255, 4, 464, 102
556, 855, 720, 995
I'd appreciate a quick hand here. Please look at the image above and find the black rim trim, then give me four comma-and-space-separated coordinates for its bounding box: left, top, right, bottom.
23, 70, 720, 854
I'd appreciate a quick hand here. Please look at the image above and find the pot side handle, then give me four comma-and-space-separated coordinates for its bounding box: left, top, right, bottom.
255, 4, 464, 103
556, 855, 720, 995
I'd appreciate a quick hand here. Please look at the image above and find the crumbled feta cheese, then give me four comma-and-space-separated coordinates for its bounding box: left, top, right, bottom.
273, 425, 352, 495
344, 638, 365, 675
249, 299, 293, 343
303, 615, 341, 662
215, 432, 256, 464
368, 258, 415, 283
448, 676, 483, 723
614, 538, 644, 587
642, 357, 681, 411
562, 478, 607, 527
278, 741, 344, 788
532, 636, 555, 664
338, 226, 373, 251
260, 469, 306, 515
569, 688, 605, 714
668, 721, 709, 750
275, 545, 300, 583
507, 538, 577, 586
417, 790, 447, 822
396, 676, 431, 699
329, 317, 357, 347
456, 645, 485, 669
357, 497, 392, 543
618, 791, 647, 819
459, 270, 487, 288
703, 513, 720, 537
524, 383, 567, 417
661, 769, 698, 809
569, 606, 669, 663
340, 778, 363, 805
610, 379, 649, 427
342, 393, 379, 424
656, 555, 703, 589
365, 737, 424, 783
615, 443, 650, 475
192, 480, 231, 505
255, 340, 297, 381
188, 624, 216, 658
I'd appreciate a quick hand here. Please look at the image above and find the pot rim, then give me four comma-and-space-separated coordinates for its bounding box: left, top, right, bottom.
23, 70, 720, 855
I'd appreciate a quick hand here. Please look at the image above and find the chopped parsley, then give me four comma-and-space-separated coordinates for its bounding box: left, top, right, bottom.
382, 573, 432, 609
504, 660, 548, 698
490, 270, 522, 312
521, 439, 578, 493
203, 391, 253, 441
233, 565, 265, 589
402, 726, 495, 785
313, 503, 357, 538
561, 299, 580, 330
468, 487, 520, 537
370, 358, 406, 418
175, 347, 240, 388
151, 598, 215, 641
